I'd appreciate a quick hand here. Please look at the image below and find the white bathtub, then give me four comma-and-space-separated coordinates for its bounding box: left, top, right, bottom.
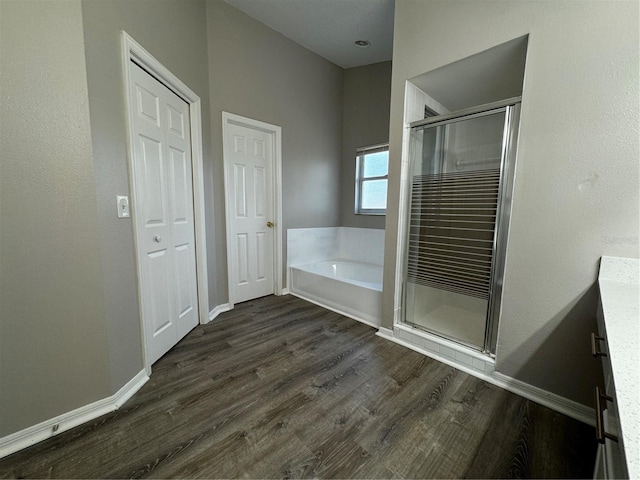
289, 260, 382, 328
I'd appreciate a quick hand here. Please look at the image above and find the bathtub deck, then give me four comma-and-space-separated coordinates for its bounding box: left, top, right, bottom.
0, 295, 596, 479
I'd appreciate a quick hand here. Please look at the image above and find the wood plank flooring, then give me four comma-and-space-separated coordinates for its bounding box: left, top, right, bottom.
0, 295, 596, 478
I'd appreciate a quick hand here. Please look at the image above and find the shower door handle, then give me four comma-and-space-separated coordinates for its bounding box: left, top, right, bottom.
595, 386, 618, 444
591, 332, 607, 357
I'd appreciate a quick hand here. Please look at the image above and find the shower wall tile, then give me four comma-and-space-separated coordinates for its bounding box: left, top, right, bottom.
424, 338, 440, 353
455, 350, 474, 368
396, 327, 416, 344
440, 345, 457, 360
404, 82, 450, 124
472, 358, 487, 372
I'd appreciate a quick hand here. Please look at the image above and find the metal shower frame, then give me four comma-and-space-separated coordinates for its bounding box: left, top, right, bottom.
404, 96, 522, 355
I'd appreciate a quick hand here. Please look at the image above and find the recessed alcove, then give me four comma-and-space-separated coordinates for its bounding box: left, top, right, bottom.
393, 35, 530, 360
409, 35, 529, 113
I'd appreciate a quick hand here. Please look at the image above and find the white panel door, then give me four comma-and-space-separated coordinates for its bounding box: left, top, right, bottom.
130, 62, 199, 364
225, 122, 274, 303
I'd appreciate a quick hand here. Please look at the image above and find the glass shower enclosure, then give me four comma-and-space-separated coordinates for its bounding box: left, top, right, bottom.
403, 98, 521, 354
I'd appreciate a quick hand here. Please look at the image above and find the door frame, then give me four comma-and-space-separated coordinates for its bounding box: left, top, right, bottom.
121, 31, 209, 375
222, 112, 283, 309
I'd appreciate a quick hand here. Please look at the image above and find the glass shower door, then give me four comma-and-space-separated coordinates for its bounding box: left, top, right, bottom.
404, 106, 515, 352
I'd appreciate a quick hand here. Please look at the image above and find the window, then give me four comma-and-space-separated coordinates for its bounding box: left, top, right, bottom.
355, 144, 389, 215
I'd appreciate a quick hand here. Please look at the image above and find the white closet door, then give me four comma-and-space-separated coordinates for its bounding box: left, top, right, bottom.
130, 61, 198, 364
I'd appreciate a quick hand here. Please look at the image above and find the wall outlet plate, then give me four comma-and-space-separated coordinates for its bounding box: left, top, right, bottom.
117, 195, 130, 218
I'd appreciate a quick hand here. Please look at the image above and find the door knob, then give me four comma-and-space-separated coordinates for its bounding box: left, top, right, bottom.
153, 235, 162, 242
266, 221, 274, 228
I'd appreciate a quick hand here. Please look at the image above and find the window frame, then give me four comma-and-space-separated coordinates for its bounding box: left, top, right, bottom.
354, 143, 389, 216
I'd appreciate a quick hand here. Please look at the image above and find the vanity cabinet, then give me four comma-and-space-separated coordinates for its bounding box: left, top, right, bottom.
592, 256, 638, 480
592, 302, 628, 479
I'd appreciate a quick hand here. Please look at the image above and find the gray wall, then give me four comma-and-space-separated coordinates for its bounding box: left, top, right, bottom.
81, 0, 213, 392
206, 0, 344, 296
0, 0, 345, 439
340, 61, 392, 229
0, 0, 112, 436
383, 0, 639, 405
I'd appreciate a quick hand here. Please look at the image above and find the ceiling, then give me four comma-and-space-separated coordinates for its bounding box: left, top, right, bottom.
224, 0, 395, 69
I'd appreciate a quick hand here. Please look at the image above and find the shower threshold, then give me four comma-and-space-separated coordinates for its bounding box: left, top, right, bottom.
378, 321, 495, 378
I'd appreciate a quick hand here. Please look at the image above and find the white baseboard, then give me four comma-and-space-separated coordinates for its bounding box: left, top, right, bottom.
207, 303, 232, 323
0, 369, 148, 459
376, 327, 595, 426
112, 369, 149, 409
280, 288, 290, 295
377, 326, 394, 340
491, 371, 595, 426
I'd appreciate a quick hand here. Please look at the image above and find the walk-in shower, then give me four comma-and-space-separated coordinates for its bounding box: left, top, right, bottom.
403, 98, 521, 354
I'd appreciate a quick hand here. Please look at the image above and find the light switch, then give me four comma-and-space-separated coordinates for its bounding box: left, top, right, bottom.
117, 195, 130, 218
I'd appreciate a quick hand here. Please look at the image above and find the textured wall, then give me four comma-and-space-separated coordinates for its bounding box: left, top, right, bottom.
0, 0, 112, 436
383, 0, 639, 405
81, 0, 213, 391
206, 0, 344, 296
340, 61, 392, 229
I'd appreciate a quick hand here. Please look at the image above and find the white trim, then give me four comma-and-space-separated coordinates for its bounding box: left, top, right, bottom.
376, 326, 595, 426
121, 31, 210, 375
491, 372, 595, 426
377, 326, 395, 339
280, 288, 290, 296
221, 112, 284, 309
355, 144, 389, 216
112, 369, 149, 408
208, 303, 232, 323
0, 370, 148, 459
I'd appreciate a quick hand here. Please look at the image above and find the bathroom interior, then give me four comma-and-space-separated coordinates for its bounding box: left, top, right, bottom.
289, 36, 528, 361
1, 0, 637, 477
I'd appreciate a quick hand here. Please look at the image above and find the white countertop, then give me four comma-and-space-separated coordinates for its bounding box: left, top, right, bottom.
598, 256, 639, 480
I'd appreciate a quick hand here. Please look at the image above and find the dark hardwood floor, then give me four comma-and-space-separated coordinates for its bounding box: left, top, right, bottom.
0, 295, 596, 479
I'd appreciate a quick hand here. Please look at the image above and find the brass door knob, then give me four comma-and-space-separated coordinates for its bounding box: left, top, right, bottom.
266, 221, 274, 228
